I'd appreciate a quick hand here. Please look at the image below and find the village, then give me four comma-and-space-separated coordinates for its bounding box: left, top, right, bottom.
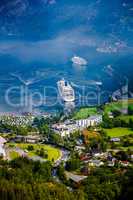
0, 99, 133, 187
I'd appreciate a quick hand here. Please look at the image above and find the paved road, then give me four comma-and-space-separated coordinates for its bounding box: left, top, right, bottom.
54, 148, 70, 167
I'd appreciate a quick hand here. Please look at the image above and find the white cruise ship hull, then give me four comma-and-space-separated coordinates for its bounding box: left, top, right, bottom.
71, 56, 87, 65
57, 80, 75, 102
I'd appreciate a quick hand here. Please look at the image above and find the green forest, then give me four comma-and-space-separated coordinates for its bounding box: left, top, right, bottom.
0, 157, 132, 200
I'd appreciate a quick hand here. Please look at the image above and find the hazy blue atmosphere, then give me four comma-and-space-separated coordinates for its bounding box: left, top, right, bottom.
0, 0, 133, 113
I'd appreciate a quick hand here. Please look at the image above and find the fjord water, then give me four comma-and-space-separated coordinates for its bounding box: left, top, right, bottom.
0, 0, 132, 113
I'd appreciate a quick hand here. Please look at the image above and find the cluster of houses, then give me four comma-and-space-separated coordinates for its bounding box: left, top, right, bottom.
13, 134, 41, 144
51, 115, 102, 137
75, 151, 132, 177
77, 149, 133, 171
64, 149, 133, 186
0, 114, 35, 126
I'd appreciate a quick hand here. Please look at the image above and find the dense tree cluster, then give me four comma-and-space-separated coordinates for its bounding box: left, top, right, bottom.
66, 156, 81, 171
0, 157, 77, 200
83, 166, 133, 200
0, 156, 132, 200
102, 113, 133, 129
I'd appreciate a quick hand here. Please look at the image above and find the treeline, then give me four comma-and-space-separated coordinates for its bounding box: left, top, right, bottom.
0, 157, 78, 200
0, 157, 133, 200
83, 167, 133, 200
57, 161, 133, 200
0, 181, 77, 200
102, 113, 133, 129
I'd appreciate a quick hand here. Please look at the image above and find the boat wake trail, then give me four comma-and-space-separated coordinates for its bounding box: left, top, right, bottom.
10, 73, 43, 86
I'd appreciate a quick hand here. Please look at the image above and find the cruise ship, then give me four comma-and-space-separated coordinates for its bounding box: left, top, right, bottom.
71, 56, 87, 65
57, 79, 75, 102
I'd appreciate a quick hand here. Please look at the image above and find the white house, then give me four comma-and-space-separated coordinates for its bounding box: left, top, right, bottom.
0, 136, 7, 157
131, 155, 133, 162
88, 159, 104, 167
110, 138, 120, 142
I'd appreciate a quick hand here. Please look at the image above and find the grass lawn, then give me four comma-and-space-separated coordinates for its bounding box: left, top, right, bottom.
104, 99, 133, 113
9, 151, 20, 160
73, 107, 97, 120
8, 143, 61, 162
117, 115, 133, 123
104, 128, 133, 138
119, 146, 133, 150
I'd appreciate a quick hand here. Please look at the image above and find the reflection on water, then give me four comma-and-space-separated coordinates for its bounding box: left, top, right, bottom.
72, 63, 87, 71
64, 101, 75, 114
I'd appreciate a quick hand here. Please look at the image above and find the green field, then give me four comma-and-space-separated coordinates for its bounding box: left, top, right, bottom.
9, 151, 20, 160
117, 115, 133, 123
73, 107, 97, 119
120, 146, 133, 150
8, 143, 61, 162
104, 128, 133, 138
104, 99, 133, 113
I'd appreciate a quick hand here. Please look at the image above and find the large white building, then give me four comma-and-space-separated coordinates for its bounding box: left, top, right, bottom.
52, 115, 102, 137
76, 115, 102, 128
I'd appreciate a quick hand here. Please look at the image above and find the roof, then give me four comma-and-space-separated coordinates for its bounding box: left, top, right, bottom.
110, 138, 120, 142
16, 135, 40, 139
65, 171, 87, 183
0, 136, 7, 144
90, 159, 103, 165
88, 115, 102, 120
